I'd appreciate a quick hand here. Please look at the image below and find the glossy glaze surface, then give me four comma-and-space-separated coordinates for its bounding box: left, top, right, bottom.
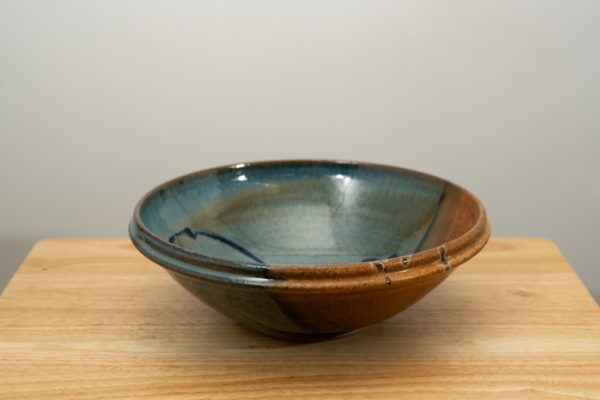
141, 162, 446, 265
130, 160, 490, 340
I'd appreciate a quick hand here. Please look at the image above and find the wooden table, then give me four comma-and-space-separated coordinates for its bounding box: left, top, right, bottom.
1, 238, 599, 399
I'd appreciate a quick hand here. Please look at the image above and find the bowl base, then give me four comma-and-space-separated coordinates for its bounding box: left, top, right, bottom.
248, 325, 363, 342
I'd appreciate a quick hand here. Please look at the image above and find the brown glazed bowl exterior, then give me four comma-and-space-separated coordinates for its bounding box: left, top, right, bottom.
129, 160, 490, 341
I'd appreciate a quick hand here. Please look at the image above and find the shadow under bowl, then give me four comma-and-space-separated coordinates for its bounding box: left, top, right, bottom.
129, 160, 490, 341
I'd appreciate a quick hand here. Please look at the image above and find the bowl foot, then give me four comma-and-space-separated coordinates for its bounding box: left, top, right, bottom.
248, 325, 363, 342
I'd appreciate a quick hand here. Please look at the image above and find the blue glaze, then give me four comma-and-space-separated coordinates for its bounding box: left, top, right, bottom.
169, 226, 400, 264
168, 227, 265, 264
139, 161, 445, 265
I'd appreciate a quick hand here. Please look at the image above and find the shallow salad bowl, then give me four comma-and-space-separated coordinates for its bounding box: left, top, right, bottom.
129, 160, 490, 341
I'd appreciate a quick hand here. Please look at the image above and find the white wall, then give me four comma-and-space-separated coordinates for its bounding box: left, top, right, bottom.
1, 0, 599, 301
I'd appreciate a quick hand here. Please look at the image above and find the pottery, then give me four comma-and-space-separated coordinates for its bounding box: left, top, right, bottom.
129, 160, 490, 340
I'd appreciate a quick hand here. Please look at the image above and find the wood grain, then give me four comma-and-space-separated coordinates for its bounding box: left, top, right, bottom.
0, 238, 599, 399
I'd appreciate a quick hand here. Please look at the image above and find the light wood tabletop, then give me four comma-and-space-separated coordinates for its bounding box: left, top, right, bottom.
0, 238, 599, 399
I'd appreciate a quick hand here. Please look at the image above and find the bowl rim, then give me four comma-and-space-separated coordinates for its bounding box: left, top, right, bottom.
129, 159, 490, 290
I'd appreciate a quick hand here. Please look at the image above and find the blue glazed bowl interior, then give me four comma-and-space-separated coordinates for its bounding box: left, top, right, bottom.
139, 162, 447, 265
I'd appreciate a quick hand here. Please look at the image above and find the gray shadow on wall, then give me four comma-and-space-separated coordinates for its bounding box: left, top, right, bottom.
0, 236, 39, 294
591, 291, 600, 305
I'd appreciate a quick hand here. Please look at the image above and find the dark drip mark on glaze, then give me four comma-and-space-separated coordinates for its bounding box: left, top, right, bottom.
439, 246, 451, 272
169, 227, 265, 264
385, 276, 392, 285
402, 256, 409, 267
170, 227, 401, 265
373, 261, 386, 273
414, 185, 446, 253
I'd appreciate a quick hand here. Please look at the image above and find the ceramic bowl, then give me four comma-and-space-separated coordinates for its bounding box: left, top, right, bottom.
129, 160, 490, 340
